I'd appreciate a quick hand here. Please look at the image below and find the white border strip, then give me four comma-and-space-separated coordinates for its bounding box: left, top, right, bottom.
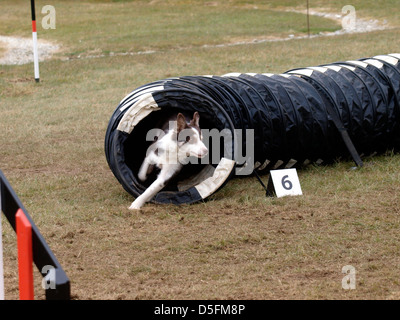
194, 157, 235, 199
117, 93, 161, 134
288, 68, 314, 77
373, 55, 398, 66
119, 85, 165, 111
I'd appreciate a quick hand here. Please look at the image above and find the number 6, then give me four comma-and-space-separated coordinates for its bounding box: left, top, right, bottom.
281, 175, 293, 190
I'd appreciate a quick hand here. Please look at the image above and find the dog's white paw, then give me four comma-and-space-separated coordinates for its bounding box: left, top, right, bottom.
129, 201, 143, 210
138, 172, 147, 182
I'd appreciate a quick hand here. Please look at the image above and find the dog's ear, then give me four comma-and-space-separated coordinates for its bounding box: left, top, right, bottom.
176, 113, 187, 132
191, 112, 200, 127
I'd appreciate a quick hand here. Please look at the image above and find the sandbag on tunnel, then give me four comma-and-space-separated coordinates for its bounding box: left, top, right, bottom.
105, 53, 400, 205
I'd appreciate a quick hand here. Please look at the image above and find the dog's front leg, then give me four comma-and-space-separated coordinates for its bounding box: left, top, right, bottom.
129, 178, 164, 210
129, 164, 181, 210
138, 157, 152, 182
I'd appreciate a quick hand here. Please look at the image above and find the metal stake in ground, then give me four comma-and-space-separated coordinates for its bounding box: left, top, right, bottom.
0, 187, 4, 300
31, 0, 40, 82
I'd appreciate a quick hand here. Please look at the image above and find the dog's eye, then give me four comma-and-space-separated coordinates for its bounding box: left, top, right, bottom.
186, 136, 191, 142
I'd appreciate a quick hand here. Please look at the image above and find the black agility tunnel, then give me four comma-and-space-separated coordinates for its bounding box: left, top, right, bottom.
105, 53, 400, 205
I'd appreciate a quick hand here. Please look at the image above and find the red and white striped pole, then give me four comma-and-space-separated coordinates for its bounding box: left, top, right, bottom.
31, 0, 40, 82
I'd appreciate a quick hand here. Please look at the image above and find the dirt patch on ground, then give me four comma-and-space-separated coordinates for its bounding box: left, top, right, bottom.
290, 8, 389, 35
0, 35, 59, 65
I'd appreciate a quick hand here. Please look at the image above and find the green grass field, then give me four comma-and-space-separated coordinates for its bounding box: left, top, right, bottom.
1, 0, 400, 300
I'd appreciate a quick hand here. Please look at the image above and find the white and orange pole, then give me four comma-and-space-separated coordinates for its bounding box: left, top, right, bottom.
31, 0, 40, 82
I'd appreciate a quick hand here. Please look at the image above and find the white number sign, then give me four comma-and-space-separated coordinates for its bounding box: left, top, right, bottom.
267, 168, 302, 198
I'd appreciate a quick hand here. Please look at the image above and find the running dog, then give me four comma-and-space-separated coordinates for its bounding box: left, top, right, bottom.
129, 112, 208, 210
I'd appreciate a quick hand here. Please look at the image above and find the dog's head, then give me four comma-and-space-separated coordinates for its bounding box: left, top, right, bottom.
176, 112, 208, 160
